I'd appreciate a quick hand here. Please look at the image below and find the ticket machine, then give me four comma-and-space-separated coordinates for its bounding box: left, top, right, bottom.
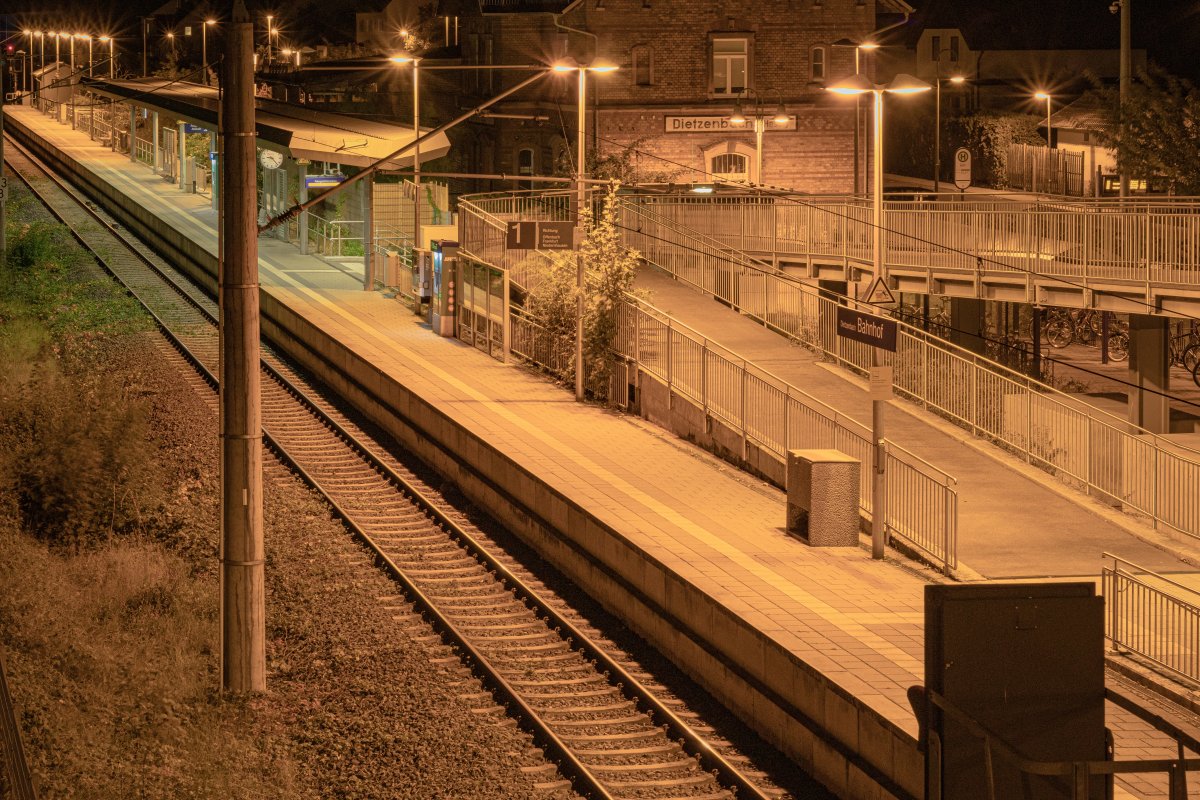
430, 240, 458, 337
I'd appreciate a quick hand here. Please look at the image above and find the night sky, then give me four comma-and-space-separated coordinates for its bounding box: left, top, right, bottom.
11, 0, 1200, 81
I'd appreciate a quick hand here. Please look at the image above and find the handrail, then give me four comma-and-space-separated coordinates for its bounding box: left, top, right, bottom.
1103, 551, 1200, 684
621, 197, 1197, 450
627, 294, 958, 487
925, 687, 1200, 798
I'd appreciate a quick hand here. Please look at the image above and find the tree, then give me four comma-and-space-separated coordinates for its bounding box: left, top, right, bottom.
554, 137, 681, 186
1089, 65, 1200, 195
525, 181, 643, 395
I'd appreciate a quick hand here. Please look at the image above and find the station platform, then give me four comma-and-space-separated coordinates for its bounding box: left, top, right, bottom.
6, 104, 1199, 800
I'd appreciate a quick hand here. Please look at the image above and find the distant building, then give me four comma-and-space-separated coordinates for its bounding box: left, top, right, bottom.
301, 0, 913, 195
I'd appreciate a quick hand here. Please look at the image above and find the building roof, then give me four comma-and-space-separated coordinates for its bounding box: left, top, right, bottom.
80, 77, 452, 168
1048, 94, 1112, 132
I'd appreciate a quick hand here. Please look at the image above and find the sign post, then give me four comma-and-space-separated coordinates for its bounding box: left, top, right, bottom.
505, 220, 577, 251
836, 306, 898, 559
954, 147, 972, 194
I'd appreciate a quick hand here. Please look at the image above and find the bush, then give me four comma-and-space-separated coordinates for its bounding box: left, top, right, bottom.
0, 355, 168, 550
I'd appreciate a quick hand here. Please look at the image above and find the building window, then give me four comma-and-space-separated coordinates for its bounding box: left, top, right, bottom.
632, 45, 652, 86
704, 141, 756, 183
810, 46, 826, 82
517, 148, 534, 191
931, 35, 941, 61
711, 153, 748, 177
711, 36, 749, 95
950, 36, 960, 61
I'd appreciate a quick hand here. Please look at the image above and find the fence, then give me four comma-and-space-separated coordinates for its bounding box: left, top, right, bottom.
306, 212, 365, 257
1007, 142, 1085, 196
1103, 553, 1200, 685
0, 653, 35, 800
616, 199, 1200, 541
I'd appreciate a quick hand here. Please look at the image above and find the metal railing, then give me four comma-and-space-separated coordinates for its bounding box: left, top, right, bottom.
619, 192, 1200, 290
133, 136, 153, 167
1104, 553, 1200, 685
459, 192, 960, 573
0, 653, 35, 800
615, 199, 1200, 541
620, 298, 958, 573
306, 212, 365, 257
925, 687, 1200, 800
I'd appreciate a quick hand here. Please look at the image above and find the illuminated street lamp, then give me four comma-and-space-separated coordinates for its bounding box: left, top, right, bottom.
1035, 90, 1053, 147
98, 36, 114, 79
826, 72, 929, 562
831, 39, 880, 195
552, 57, 619, 401
390, 52, 423, 267
202, 19, 216, 85
24, 30, 32, 90
727, 89, 789, 186
80, 34, 93, 78
934, 73, 966, 193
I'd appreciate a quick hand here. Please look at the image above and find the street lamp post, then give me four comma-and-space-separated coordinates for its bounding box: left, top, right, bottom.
24, 31, 32, 93
933, 73, 965, 193
831, 40, 880, 195
85, 35, 94, 78
69, 34, 75, 72
203, 20, 216, 85
99, 36, 114, 79
54, 32, 60, 68
727, 89, 789, 186
827, 72, 930, 561
1035, 91, 1052, 147
389, 53, 423, 273
553, 58, 618, 401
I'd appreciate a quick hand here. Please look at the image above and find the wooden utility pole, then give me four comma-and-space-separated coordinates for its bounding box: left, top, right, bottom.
2, 53, 7, 270
1119, 0, 1130, 199
219, 0, 265, 694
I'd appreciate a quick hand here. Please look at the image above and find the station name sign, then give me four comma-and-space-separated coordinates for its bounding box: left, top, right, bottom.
664, 115, 797, 133
835, 307, 898, 352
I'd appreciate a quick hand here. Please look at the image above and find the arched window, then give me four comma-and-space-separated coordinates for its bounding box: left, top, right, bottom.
810, 46, 826, 82
704, 141, 757, 184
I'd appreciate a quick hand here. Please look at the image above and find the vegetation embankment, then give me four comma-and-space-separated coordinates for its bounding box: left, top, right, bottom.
0, 182, 551, 798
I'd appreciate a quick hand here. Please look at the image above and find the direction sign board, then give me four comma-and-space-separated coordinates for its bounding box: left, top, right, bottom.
505, 220, 577, 251
836, 306, 898, 352
954, 147, 972, 190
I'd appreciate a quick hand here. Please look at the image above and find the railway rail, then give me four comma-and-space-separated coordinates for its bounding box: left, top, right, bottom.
3, 133, 792, 800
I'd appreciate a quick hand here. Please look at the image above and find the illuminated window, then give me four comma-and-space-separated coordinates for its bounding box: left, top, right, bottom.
711, 36, 748, 95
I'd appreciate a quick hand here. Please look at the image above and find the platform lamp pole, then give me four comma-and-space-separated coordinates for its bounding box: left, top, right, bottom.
827, 72, 930, 560
389, 53, 422, 258
1, 53, 6, 268
202, 19, 216, 85
219, 0, 266, 694
553, 58, 618, 402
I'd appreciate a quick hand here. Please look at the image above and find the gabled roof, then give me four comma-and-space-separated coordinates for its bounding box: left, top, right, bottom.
1048, 95, 1112, 132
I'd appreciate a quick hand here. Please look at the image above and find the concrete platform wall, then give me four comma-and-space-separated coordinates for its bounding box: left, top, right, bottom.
7, 113, 923, 800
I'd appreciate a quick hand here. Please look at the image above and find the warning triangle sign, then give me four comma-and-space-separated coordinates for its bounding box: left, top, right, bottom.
865, 277, 897, 307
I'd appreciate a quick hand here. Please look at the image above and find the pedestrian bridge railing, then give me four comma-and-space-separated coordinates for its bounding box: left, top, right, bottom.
616, 199, 1200, 542
457, 195, 960, 574
1103, 552, 1200, 685
623, 192, 1200, 292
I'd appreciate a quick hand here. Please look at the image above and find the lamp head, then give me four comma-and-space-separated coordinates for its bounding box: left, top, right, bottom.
825, 73, 874, 95
949, 75, 966, 84
205, 19, 217, 25
690, 184, 715, 194
389, 51, 418, 64
729, 101, 747, 125
772, 102, 789, 124
886, 73, 932, 94
587, 58, 618, 73
99, 36, 111, 42
1035, 91, 1050, 100
23, 30, 31, 36
858, 42, 880, 51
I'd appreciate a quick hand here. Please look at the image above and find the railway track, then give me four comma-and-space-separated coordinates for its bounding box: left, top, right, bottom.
4, 134, 795, 800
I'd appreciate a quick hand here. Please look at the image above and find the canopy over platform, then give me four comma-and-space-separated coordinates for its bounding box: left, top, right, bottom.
80, 77, 451, 168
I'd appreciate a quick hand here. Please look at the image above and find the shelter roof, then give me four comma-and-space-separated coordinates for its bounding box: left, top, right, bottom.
79, 77, 451, 168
